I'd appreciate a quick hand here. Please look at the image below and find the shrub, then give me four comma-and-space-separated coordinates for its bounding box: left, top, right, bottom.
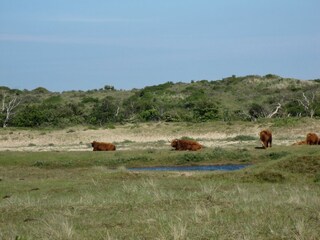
248, 103, 265, 119
44, 95, 62, 104
81, 97, 99, 104
254, 171, 285, 183
139, 109, 160, 121
192, 100, 220, 121
31, 87, 50, 94
177, 153, 205, 164
230, 135, 256, 141
180, 136, 196, 140
33, 161, 47, 167
267, 151, 289, 160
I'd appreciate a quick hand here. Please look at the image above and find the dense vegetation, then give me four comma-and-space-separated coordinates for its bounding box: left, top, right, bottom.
1, 74, 320, 127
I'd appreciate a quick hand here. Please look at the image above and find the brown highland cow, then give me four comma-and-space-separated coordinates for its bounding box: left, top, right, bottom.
259, 130, 272, 149
306, 133, 319, 145
171, 139, 203, 151
91, 141, 116, 151
292, 140, 307, 146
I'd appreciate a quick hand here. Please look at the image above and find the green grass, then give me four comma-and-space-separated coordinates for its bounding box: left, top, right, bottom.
228, 135, 257, 141
1, 146, 320, 239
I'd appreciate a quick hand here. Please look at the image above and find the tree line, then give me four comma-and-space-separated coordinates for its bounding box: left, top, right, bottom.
1, 75, 320, 128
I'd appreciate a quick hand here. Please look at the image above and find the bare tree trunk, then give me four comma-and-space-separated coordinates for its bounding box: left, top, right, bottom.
267, 103, 282, 118
1, 93, 21, 128
115, 106, 120, 117
296, 92, 317, 118
1, 92, 6, 112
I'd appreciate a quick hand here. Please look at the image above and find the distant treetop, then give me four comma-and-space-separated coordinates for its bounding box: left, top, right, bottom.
0, 86, 11, 91
31, 87, 50, 94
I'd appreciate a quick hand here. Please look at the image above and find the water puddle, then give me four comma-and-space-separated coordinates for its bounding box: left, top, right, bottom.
129, 164, 250, 172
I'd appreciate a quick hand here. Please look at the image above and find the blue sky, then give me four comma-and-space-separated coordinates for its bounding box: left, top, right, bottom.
0, 0, 319, 91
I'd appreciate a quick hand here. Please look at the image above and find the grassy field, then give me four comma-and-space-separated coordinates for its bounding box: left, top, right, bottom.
1, 120, 320, 239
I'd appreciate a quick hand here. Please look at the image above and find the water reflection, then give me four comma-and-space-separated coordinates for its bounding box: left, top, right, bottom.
129, 164, 249, 172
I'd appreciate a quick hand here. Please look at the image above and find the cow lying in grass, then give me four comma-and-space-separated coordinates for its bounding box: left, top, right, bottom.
171, 139, 203, 151
91, 141, 116, 151
292, 140, 307, 146
259, 130, 272, 149
292, 133, 320, 145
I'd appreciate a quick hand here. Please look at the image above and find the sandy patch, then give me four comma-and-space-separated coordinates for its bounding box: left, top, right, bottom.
0, 121, 318, 151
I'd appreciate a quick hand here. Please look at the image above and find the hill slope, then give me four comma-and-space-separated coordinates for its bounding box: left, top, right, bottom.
1, 74, 320, 127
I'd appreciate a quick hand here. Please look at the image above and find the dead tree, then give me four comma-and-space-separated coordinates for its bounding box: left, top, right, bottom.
266, 103, 282, 118
1, 92, 21, 128
296, 92, 317, 118
246, 102, 282, 121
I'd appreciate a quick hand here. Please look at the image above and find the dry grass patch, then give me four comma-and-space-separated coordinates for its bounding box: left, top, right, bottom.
2, 120, 318, 151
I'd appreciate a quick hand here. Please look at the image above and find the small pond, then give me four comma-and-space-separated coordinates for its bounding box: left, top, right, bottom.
128, 164, 250, 172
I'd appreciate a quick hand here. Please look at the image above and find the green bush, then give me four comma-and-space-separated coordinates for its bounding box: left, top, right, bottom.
248, 103, 265, 119
230, 135, 256, 141
178, 153, 205, 164
267, 151, 289, 160
44, 95, 62, 104
81, 96, 99, 104
3, 74, 320, 127
12, 102, 86, 127
139, 109, 160, 121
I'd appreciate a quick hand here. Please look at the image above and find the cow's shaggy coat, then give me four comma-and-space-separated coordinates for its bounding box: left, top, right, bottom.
306, 133, 319, 145
91, 141, 116, 151
171, 139, 203, 151
259, 130, 272, 149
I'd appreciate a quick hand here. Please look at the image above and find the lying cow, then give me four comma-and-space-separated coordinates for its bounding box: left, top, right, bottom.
292, 140, 307, 146
91, 141, 116, 151
171, 139, 203, 151
259, 130, 272, 149
306, 133, 319, 145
